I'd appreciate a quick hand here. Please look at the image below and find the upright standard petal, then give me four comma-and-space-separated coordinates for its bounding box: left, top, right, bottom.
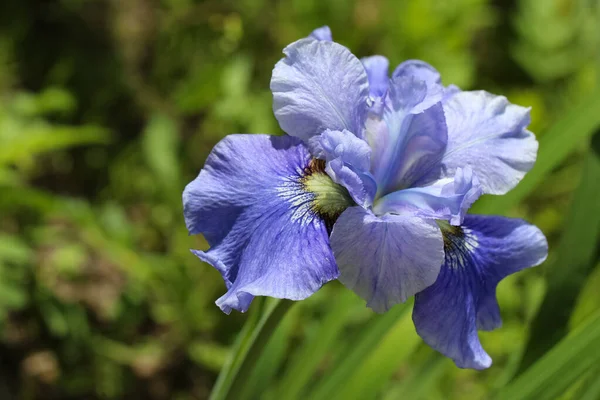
271, 38, 370, 142
366, 77, 447, 196
392, 59, 460, 101
427, 91, 538, 194
318, 129, 377, 208
309, 26, 332, 41
373, 166, 482, 225
413, 215, 548, 369
392, 60, 441, 86
331, 206, 444, 313
362, 55, 390, 98
183, 134, 339, 313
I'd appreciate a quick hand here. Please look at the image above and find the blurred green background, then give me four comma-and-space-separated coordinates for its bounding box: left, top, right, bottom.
1, 0, 600, 399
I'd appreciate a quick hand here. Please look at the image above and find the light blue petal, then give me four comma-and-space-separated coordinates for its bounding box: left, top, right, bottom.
271, 38, 370, 142
374, 166, 482, 225
365, 76, 447, 196
413, 215, 548, 369
183, 134, 338, 313
317, 129, 377, 208
393, 59, 461, 101
331, 206, 444, 313
309, 26, 332, 41
392, 60, 441, 85
362, 55, 390, 98
428, 91, 538, 194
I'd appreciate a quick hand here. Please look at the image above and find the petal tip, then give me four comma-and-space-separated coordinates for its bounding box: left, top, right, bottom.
309, 26, 332, 41
456, 353, 492, 370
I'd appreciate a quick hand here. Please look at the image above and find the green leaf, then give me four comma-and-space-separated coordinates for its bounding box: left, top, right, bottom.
570, 262, 600, 328
0, 282, 27, 309
274, 289, 359, 400
209, 299, 293, 400
331, 301, 421, 400
0, 125, 110, 166
307, 302, 410, 400
12, 87, 77, 116
571, 365, 600, 400
383, 354, 448, 400
0, 185, 59, 213
187, 341, 229, 373
511, 0, 598, 81
208, 301, 261, 400
495, 310, 600, 400
240, 306, 296, 400
142, 114, 181, 191
0, 167, 21, 185
471, 89, 600, 215
0, 234, 32, 264
518, 131, 600, 372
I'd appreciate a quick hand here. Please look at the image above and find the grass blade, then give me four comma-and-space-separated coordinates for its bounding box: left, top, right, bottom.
331, 303, 421, 400
209, 299, 293, 400
239, 306, 295, 400
383, 354, 447, 400
572, 365, 600, 400
0, 125, 110, 165
307, 302, 410, 400
517, 131, 600, 372
274, 289, 359, 400
495, 310, 600, 400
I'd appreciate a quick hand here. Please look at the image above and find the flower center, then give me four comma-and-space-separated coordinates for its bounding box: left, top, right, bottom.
303, 159, 354, 226
436, 220, 465, 250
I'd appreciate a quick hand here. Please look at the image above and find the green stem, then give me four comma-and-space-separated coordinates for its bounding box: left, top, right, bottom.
209, 299, 294, 400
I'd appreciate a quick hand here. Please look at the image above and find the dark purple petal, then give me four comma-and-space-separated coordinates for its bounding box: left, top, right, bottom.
413, 215, 548, 369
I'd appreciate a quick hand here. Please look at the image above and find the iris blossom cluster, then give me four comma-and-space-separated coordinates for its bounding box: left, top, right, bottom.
183, 27, 548, 369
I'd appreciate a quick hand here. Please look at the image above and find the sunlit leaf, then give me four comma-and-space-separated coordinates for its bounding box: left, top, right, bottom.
307, 303, 410, 400
495, 311, 600, 400
518, 131, 600, 372
240, 306, 296, 400
274, 289, 359, 400
142, 114, 181, 192
0, 125, 110, 166
330, 301, 421, 400
209, 299, 293, 400
383, 354, 448, 400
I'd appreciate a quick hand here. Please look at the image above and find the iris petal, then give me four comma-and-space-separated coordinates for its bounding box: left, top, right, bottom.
373, 166, 482, 225
362, 55, 390, 98
331, 206, 444, 313
183, 134, 339, 313
366, 77, 447, 196
309, 26, 332, 41
392, 60, 441, 86
317, 129, 377, 208
413, 215, 548, 369
271, 38, 370, 142
392, 59, 460, 101
420, 91, 538, 194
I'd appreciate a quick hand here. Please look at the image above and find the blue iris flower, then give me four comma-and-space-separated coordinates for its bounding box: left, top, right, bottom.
183, 26, 548, 370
